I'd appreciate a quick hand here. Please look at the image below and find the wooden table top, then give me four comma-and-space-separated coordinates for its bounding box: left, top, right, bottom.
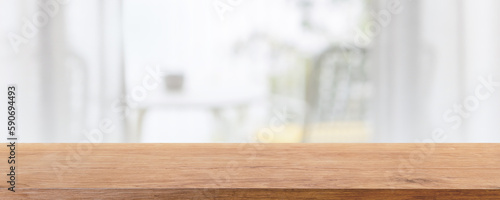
1, 143, 499, 199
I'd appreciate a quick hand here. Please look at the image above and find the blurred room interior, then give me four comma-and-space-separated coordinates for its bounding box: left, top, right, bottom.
2, 0, 500, 143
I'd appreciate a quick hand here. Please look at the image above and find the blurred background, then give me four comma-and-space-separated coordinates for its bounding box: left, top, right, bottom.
1, 0, 500, 143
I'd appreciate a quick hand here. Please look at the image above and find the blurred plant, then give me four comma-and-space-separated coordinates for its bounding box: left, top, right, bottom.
231, 0, 371, 142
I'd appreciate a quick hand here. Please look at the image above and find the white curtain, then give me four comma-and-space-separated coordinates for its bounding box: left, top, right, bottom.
1, 0, 126, 142
372, 0, 500, 142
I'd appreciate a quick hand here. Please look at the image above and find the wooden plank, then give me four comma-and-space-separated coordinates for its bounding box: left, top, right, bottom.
1, 143, 499, 199
6, 189, 500, 200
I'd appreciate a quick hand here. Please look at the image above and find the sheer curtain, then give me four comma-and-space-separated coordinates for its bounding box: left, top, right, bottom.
1, 0, 126, 142
372, 0, 500, 142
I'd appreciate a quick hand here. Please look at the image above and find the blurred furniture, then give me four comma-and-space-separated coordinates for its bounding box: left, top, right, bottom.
303, 45, 369, 142
133, 91, 264, 142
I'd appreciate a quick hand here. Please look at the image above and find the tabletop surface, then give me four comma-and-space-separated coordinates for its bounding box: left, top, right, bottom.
1, 143, 499, 199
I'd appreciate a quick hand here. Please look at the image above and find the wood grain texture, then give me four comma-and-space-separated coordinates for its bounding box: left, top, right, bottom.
1, 143, 499, 199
